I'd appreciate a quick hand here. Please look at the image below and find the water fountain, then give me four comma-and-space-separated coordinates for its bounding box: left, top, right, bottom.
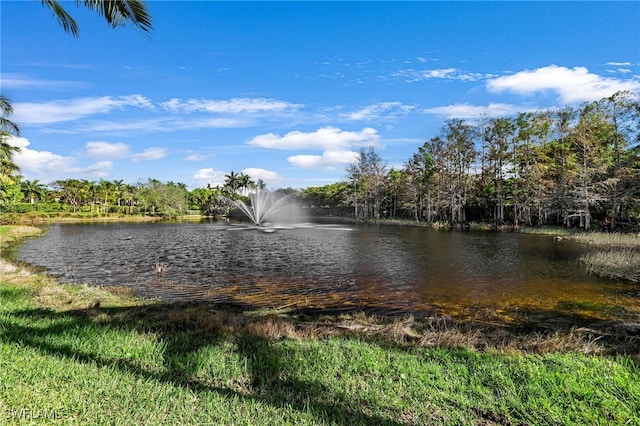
230, 188, 307, 228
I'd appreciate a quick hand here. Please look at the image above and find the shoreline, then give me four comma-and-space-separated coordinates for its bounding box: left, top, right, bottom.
1, 224, 638, 356
0, 211, 208, 225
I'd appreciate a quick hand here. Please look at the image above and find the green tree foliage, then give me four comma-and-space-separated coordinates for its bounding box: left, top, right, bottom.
0, 96, 21, 187
403, 142, 437, 221
0, 95, 20, 136
135, 179, 188, 217
440, 119, 478, 225
50, 179, 91, 212
304, 91, 640, 230
190, 184, 233, 216
299, 182, 350, 216
0, 182, 22, 210
594, 91, 640, 229
347, 146, 387, 219
20, 179, 47, 205
479, 116, 516, 226
224, 171, 242, 196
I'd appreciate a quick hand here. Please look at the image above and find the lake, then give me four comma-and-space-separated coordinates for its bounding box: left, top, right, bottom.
14, 221, 639, 322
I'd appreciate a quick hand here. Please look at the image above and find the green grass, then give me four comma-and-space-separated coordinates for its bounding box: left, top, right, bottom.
1, 282, 639, 425
0, 212, 203, 226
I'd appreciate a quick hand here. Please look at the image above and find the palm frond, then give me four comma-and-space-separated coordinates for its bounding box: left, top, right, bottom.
41, 0, 80, 37
0, 118, 20, 136
80, 0, 153, 33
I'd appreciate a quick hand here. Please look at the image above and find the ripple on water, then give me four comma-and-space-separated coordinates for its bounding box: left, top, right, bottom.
14, 222, 640, 322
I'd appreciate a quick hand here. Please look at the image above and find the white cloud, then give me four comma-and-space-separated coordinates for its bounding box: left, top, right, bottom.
247, 126, 381, 151
184, 152, 207, 161
183, 117, 255, 129
85, 141, 131, 159
606, 68, 632, 74
130, 147, 167, 162
393, 68, 492, 83
242, 168, 281, 186
424, 68, 457, 78
487, 65, 640, 103
288, 150, 359, 170
248, 127, 380, 171
161, 97, 302, 114
0, 73, 87, 90
424, 103, 527, 119
67, 161, 113, 178
12, 95, 302, 136
13, 95, 156, 124
10, 136, 75, 173
8, 136, 112, 180
341, 102, 415, 121
191, 168, 227, 188
63, 116, 251, 134
6, 136, 30, 150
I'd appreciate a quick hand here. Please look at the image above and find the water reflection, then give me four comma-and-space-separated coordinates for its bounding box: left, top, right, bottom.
14, 221, 639, 321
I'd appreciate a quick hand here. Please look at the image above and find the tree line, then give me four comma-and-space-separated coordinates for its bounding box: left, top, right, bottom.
301, 91, 640, 231
0, 174, 267, 219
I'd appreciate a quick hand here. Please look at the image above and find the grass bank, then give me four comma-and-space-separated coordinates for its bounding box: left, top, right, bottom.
1, 226, 640, 425
572, 232, 640, 283
0, 211, 205, 225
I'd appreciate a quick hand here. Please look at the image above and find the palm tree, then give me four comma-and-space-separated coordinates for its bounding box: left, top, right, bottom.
1, 95, 20, 136
111, 179, 124, 207
0, 96, 21, 184
39, 0, 153, 37
224, 171, 242, 196
98, 179, 114, 213
255, 179, 267, 191
21, 179, 47, 205
0, 141, 21, 184
238, 173, 255, 197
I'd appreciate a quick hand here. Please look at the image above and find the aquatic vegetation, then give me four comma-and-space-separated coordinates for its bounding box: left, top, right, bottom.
581, 248, 640, 282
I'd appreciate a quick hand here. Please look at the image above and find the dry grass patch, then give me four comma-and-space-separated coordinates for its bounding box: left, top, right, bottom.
581, 248, 640, 282
572, 231, 640, 247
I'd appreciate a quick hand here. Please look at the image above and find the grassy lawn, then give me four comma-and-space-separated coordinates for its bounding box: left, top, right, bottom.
1, 225, 639, 425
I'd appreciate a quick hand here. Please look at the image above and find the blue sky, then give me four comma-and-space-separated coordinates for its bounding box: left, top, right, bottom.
2, 1, 639, 189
